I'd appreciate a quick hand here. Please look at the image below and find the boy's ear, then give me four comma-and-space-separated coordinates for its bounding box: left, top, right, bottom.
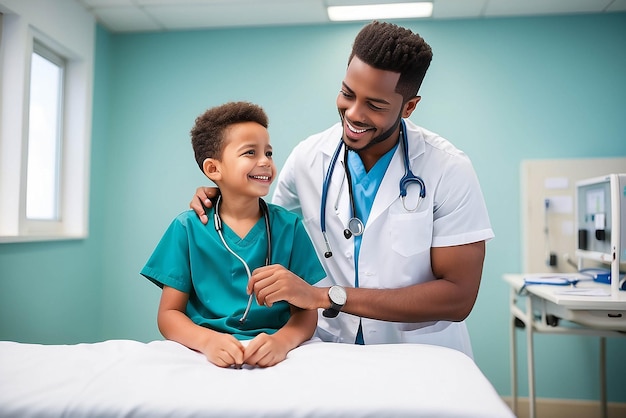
203, 158, 221, 182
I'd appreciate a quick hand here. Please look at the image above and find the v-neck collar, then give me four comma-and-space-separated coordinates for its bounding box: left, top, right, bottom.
219, 216, 265, 249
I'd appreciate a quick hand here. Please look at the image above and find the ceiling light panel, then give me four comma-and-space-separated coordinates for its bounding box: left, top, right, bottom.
327, 2, 433, 21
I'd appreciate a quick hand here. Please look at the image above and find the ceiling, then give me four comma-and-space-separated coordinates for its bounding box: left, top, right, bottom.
76, 0, 626, 33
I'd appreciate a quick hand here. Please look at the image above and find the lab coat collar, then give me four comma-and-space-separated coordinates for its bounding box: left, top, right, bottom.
320, 123, 344, 157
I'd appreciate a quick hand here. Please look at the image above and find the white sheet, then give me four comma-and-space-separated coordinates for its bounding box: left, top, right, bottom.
0, 339, 514, 418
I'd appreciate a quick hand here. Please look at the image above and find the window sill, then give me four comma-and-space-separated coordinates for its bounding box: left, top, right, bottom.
0, 234, 87, 244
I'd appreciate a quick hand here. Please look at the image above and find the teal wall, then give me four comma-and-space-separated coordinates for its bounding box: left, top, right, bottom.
1, 13, 625, 402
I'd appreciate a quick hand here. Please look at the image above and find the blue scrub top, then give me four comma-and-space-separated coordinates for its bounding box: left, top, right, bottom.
141, 203, 326, 340
348, 142, 398, 287
348, 143, 397, 344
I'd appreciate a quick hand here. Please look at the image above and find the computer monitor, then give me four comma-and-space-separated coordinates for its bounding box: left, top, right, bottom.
575, 173, 626, 293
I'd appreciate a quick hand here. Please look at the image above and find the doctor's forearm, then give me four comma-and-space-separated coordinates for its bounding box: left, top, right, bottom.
314, 241, 484, 322
341, 280, 478, 323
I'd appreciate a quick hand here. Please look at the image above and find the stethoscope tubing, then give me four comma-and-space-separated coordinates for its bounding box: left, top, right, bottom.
343, 146, 364, 239
398, 121, 425, 212
320, 140, 343, 258
214, 196, 271, 325
320, 119, 426, 258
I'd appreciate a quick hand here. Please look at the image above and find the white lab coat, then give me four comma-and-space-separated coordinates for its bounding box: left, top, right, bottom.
272, 119, 494, 359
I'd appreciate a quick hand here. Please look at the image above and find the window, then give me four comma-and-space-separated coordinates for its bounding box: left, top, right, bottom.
26, 43, 65, 221
0, 1, 95, 243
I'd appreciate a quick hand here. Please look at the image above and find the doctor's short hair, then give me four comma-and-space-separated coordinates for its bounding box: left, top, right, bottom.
349, 21, 433, 102
190, 101, 269, 171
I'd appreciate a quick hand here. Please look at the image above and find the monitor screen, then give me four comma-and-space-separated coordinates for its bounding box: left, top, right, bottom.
576, 174, 626, 266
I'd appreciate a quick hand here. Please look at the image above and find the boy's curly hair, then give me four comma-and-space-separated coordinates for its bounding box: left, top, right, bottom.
349, 21, 433, 101
190, 101, 268, 171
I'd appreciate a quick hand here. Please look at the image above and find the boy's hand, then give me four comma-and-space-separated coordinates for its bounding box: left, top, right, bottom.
189, 186, 219, 225
242, 333, 289, 367
200, 333, 245, 368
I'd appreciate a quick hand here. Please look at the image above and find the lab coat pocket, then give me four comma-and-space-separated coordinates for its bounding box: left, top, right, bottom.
302, 216, 325, 254
389, 210, 432, 257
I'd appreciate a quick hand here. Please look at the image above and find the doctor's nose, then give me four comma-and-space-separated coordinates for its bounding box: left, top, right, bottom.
343, 103, 369, 126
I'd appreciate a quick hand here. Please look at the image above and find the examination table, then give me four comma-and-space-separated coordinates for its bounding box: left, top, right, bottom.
0, 339, 514, 417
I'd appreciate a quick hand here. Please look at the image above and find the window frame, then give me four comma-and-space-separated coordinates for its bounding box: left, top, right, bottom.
0, 1, 95, 243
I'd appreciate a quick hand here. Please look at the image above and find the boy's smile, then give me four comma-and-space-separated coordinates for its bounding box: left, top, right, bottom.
205, 121, 276, 200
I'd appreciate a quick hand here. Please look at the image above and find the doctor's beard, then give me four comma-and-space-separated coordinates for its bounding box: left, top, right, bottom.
340, 111, 403, 153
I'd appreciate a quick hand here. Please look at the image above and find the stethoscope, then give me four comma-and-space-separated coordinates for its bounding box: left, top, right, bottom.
320, 119, 426, 258
213, 195, 271, 325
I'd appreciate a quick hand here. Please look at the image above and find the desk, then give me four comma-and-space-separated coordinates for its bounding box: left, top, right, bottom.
504, 273, 626, 418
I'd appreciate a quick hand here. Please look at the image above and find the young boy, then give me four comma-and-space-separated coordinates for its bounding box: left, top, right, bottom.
141, 102, 325, 368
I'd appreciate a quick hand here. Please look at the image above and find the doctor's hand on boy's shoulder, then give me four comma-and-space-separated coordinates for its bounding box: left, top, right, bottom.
190, 186, 219, 225
248, 264, 326, 311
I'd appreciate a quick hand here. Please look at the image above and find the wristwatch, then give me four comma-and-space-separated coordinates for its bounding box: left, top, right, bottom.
322, 285, 347, 318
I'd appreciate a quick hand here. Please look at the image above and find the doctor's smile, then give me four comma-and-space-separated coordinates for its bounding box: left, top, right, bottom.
346, 120, 371, 134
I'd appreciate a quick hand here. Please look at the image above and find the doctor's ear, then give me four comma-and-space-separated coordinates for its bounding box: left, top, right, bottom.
402, 96, 421, 118
203, 158, 222, 182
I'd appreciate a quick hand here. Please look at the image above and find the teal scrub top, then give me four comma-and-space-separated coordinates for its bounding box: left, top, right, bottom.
141, 202, 326, 340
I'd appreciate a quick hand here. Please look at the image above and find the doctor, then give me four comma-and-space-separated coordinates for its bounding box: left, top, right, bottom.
190, 21, 493, 358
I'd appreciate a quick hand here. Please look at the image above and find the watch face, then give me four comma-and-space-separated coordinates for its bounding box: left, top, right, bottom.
329, 286, 347, 305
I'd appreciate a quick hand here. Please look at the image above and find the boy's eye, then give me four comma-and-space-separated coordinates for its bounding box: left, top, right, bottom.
243, 150, 255, 156
266, 151, 273, 158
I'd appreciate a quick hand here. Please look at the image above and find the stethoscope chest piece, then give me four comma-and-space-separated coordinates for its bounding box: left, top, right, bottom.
345, 217, 364, 239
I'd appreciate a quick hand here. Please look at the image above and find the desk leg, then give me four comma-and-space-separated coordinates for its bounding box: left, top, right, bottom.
526, 296, 536, 418
510, 287, 518, 416
600, 337, 607, 418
